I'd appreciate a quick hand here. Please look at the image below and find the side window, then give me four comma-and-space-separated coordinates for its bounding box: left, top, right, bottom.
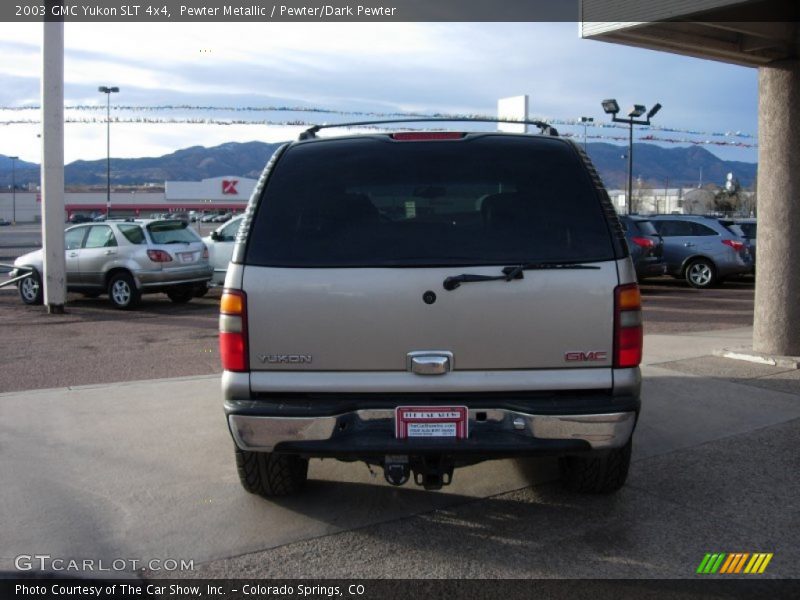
691, 223, 719, 236
118, 224, 146, 244
654, 220, 693, 237
85, 225, 118, 249
65, 227, 87, 250
219, 219, 241, 241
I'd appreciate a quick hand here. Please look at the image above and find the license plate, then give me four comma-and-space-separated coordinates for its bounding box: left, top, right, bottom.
395, 406, 468, 439
179, 252, 194, 263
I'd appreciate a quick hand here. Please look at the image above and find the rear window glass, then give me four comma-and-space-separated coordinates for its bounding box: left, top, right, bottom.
738, 222, 757, 238
631, 219, 657, 236
118, 224, 145, 244
246, 136, 614, 267
147, 221, 199, 244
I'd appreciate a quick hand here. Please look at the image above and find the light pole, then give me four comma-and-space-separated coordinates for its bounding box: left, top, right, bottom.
9, 155, 18, 224
601, 99, 662, 214
579, 116, 593, 153
98, 86, 119, 219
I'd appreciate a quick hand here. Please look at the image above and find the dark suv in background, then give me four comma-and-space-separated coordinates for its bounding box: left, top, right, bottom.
618, 215, 666, 281
648, 215, 752, 288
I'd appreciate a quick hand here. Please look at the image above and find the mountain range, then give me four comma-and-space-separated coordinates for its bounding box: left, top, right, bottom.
0, 141, 756, 190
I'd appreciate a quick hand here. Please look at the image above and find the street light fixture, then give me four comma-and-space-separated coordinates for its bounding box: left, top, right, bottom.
98, 85, 119, 219
9, 155, 18, 225
579, 116, 594, 152
601, 98, 663, 214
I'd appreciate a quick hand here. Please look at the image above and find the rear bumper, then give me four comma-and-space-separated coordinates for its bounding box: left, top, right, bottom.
225, 396, 639, 457
136, 265, 213, 288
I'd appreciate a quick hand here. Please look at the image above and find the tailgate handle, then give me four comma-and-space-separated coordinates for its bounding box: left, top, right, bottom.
407, 352, 453, 375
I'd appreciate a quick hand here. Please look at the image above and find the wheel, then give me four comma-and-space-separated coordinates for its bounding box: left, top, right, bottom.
193, 284, 209, 298
18, 268, 43, 305
235, 447, 309, 497
684, 259, 716, 289
107, 272, 141, 310
559, 439, 632, 494
166, 288, 194, 303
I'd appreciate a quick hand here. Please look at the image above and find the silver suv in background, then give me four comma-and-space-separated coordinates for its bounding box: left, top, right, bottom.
12, 219, 212, 309
220, 121, 642, 498
648, 215, 752, 288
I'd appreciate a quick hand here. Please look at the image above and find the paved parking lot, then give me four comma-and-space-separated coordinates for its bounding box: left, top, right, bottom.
3, 223, 796, 583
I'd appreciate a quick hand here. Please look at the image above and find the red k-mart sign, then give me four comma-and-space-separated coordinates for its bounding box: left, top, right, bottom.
222, 179, 239, 195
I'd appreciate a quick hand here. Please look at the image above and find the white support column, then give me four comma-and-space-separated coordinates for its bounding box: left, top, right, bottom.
41, 12, 66, 313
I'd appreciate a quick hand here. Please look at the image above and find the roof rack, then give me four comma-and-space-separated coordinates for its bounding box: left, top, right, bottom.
298, 118, 559, 140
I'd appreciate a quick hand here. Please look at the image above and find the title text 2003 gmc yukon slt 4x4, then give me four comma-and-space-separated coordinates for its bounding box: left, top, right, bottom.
219, 122, 642, 497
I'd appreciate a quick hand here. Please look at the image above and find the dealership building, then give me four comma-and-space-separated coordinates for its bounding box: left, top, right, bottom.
0, 175, 257, 222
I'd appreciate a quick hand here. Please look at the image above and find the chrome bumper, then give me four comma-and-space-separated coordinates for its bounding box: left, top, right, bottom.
228, 409, 636, 453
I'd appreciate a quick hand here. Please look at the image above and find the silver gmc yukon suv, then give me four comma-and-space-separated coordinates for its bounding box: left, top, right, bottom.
220, 120, 642, 497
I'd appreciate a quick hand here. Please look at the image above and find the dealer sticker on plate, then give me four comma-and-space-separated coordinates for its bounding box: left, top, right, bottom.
395, 406, 469, 439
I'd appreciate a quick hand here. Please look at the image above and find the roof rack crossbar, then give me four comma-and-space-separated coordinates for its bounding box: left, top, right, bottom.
298, 117, 559, 140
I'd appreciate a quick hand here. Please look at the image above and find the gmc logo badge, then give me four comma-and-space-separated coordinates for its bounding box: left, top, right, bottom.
564, 351, 608, 362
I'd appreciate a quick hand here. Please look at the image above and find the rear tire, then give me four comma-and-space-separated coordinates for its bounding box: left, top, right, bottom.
108, 272, 141, 310
559, 439, 632, 494
235, 447, 309, 497
685, 259, 716, 289
18, 268, 43, 305
166, 288, 194, 304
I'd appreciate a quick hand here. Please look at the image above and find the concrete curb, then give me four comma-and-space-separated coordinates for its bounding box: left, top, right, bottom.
713, 347, 800, 369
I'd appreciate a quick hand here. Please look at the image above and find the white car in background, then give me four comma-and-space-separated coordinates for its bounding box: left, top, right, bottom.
203, 215, 244, 285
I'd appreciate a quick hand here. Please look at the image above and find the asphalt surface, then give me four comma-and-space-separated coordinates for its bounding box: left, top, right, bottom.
3, 223, 796, 586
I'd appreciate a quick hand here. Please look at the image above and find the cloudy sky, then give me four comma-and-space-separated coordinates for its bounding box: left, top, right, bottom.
0, 22, 758, 165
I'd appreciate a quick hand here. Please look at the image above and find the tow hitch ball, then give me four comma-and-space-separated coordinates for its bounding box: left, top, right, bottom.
383, 456, 455, 491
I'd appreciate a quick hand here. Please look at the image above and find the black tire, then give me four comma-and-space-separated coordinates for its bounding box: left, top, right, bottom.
107, 272, 141, 310
166, 288, 194, 304
235, 447, 309, 497
559, 439, 632, 494
18, 268, 43, 305
193, 284, 209, 298
684, 258, 717, 289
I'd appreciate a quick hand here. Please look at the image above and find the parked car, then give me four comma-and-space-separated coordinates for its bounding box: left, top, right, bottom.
618, 215, 666, 280
203, 215, 243, 285
720, 218, 757, 273
211, 212, 233, 223
11, 219, 212, 309
200, 213, 218, 223
0, 218, 10, 226
648, 215, 752, 288
68, 214, 93, 224
220, 122, 642, 498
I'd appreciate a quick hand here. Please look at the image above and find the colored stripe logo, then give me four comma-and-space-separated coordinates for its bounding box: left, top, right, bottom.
696, 553, 773, 574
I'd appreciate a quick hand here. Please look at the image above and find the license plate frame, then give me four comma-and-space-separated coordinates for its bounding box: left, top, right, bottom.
179, 252, 194, 263
395, 406, 469, 439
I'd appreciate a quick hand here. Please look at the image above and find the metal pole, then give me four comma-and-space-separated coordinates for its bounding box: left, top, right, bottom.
583, 122, 588, 152
42, 6, 66, 314
627, 120, 634, 214
106, 92, 110, 219
10, 156, 17, 224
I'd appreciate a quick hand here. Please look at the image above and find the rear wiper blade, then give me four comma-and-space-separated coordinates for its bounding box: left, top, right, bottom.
443, 262, 601, 291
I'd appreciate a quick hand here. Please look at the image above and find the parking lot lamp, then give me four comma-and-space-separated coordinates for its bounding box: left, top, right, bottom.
579, 117, 594, 152
602, 99, 662, 214
98, 86, 119, 219
9, 155, 18, 224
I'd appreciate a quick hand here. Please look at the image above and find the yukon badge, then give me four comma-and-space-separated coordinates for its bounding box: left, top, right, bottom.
564, 351, 608, 362
259, 354, 312, 364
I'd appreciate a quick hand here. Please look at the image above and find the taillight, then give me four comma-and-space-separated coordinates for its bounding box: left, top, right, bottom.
631, 236, 655, 249
614, 283, 643, 368
722, 239, 745, 252
202, 244, 209, 259
391, 132, 465, 141
147, 249, 173, 262
219, 289, 248, 372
